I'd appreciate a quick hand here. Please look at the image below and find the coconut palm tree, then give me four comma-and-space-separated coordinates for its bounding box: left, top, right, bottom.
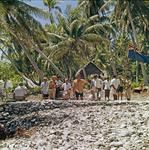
43, 0, 62, 23
78, 0, 105, 18
112, 0, 149, 84
44, 12, 110, 77
0, 34, 44, 85
50, 14, 109, 52
0, 0, 65, 79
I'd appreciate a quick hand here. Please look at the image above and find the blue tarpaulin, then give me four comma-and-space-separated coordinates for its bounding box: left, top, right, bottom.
128, 49, 149, 63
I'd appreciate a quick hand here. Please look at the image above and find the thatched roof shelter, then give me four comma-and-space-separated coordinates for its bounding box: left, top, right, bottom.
76, 62, 103, 78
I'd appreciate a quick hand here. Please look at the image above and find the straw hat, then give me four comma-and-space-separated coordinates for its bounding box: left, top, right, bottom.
43, 77, 48, 80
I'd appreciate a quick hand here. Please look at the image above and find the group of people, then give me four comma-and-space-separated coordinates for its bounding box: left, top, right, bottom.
40, 73, 132, 101
41, 76, 72, 100
90, 75, 131, 101
41, 74, 91, 100
0, 73, 132, 101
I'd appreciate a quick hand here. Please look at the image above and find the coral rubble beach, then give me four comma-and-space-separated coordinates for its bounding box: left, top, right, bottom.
0, 95, 149, 150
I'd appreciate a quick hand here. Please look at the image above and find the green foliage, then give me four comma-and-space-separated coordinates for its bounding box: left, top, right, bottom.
0, 0, 148, 85
29, 86, 41, 95
0, 62, 22, 87
131, 82, 141, 89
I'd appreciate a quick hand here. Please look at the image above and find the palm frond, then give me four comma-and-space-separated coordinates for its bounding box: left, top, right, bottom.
16, 1, 50, 19
47, 33, 64, 43
84, 24, 106, 33
70, 19, 80, 38
82, 33, 109, 43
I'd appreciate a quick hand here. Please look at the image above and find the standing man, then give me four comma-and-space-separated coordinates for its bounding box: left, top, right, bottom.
117, 76, 124, 100
90, 75, 96, 100
62, 79, 72, 100
103, 77, 111, 101
110, 75, 120, 100
95, 75, 103, 100
55, 76, 63, 99
40, 77, 49, 99
73, 74, 87, 100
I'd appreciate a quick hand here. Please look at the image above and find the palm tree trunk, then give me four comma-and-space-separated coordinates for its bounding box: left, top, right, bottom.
108, 45, 117, 75
15, 38, 44, 81
68, 65, 72, 79
33, 41, 65, 78
111, 61, 117, 75
23, 48, 44, 81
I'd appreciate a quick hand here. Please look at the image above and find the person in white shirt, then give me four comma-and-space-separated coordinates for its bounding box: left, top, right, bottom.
103, 77, 110, 101
110, 75, 120, 100
90, 75, 96, 100
40, 77, 49, 99
14, 83, 27, 100
95, 75, 103, 100
62, 79, 71, 100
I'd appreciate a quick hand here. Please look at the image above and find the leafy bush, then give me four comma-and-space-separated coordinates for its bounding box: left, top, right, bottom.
28, 86, 41, 95
131, 82, 140, 88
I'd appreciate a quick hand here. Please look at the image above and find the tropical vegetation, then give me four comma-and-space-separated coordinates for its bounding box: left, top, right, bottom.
0, 0, 148, 86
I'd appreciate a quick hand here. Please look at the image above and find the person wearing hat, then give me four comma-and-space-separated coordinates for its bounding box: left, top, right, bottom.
40, 77, 49, 99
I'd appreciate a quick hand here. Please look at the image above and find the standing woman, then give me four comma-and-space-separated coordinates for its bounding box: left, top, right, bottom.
49, 76, 57, 99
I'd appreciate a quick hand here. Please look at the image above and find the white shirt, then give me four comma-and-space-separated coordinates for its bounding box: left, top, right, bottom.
95, 78, 103, 89
103, 80, 110, 90
62, 83, 71, 91
56, 80, 63, 87
14, 86, 27, 97
91, 79, 96, 88
41, 81, 49, 94
110, 78, 120, 90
